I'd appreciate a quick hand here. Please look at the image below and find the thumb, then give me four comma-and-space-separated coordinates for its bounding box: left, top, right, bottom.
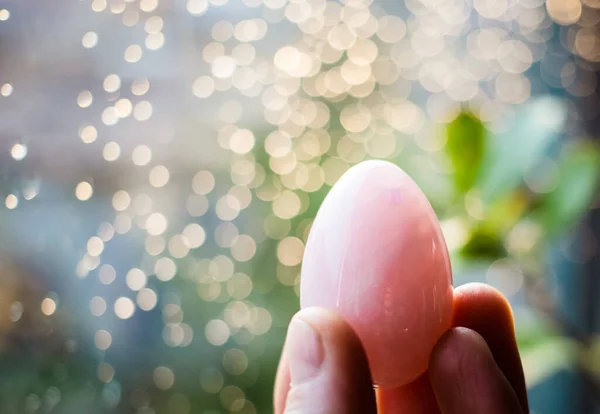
281, 308, 377, 414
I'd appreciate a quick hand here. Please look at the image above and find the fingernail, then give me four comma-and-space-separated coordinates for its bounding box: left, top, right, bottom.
287, 317, 324, 386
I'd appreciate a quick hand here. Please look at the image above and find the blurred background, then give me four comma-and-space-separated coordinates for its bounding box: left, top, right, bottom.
0, 0, 599, 413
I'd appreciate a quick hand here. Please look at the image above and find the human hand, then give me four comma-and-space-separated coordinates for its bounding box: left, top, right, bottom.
274, 283, 529, 414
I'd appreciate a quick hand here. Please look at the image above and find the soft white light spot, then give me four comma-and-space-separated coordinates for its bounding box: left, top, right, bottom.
87, 236, 104, 257
125, 44, 143, 63
149, 165, 170, 187
41, 298, 57, 316
5, 194, 17, 209
205, 319, 230, 346
137, 288, 158, 311
77, 90, 93, 108
132, 78, 150, 96
75, 182, 93, 201
168, 235, 190, 259
183, 223, 206, 248
115, 98, 132, 118
132, 145, 152, 166
103, 74, 121, 93
192, 76, 215, 98
114, 297, 135, 319
187, 0, 208, 15
80, 125, 98, 143
140, 0, 158, 12
155, 257, 177, 281
146, 212, 168, 235
133, 101, 153, 121
82, 32, 98, 48
95, 330, 112, 350
126, 268, 147, 291
103, 142, 121, 161
99, 264, 117, 285
212, 56, 236, 79
112, 190, 131, 211
90, 296, 107, 316
1, 83, 13, 97
153, 366, 175, 390
10, 143, 27, 160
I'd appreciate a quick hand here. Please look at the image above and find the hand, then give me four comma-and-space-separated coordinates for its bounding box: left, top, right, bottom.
273, 283, 529, 414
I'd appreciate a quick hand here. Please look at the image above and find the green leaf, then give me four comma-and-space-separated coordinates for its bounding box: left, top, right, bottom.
485, 189, 530, 233
460, 225, 506, 259
446, 112, 485, 194
478, 97, 566, 205
534, 142, 600, 234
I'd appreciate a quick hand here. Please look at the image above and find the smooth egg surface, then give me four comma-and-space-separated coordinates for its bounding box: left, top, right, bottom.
300, 160, 453, 388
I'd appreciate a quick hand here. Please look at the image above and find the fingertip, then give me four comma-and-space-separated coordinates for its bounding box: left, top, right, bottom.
430, 327, 491, 380
453, 282, 515, 328
429, 327, 524, 414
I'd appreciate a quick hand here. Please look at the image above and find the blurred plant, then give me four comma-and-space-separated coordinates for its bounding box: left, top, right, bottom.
441, 97, 600, 392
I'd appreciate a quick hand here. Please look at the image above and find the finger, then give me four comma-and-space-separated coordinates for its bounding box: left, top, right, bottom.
429, 327, 524, 414
453, 283, 528, 412
274, 307, 377, 414
273, 343, 291, 414
376, 282, 528, 414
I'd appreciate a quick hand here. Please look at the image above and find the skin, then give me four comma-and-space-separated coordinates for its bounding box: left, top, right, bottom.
274, 283, 529, 414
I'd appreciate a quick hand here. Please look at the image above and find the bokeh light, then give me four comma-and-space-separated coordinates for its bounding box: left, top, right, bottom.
1, 1, 599, 413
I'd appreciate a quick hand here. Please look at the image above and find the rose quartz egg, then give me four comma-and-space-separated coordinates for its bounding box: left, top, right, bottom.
300, 160, 453, 388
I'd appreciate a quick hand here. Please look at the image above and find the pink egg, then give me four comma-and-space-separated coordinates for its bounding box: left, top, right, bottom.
300, 160, 453, 388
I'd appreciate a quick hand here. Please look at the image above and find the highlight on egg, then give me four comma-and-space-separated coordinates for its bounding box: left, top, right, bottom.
300, 160, 454, 388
